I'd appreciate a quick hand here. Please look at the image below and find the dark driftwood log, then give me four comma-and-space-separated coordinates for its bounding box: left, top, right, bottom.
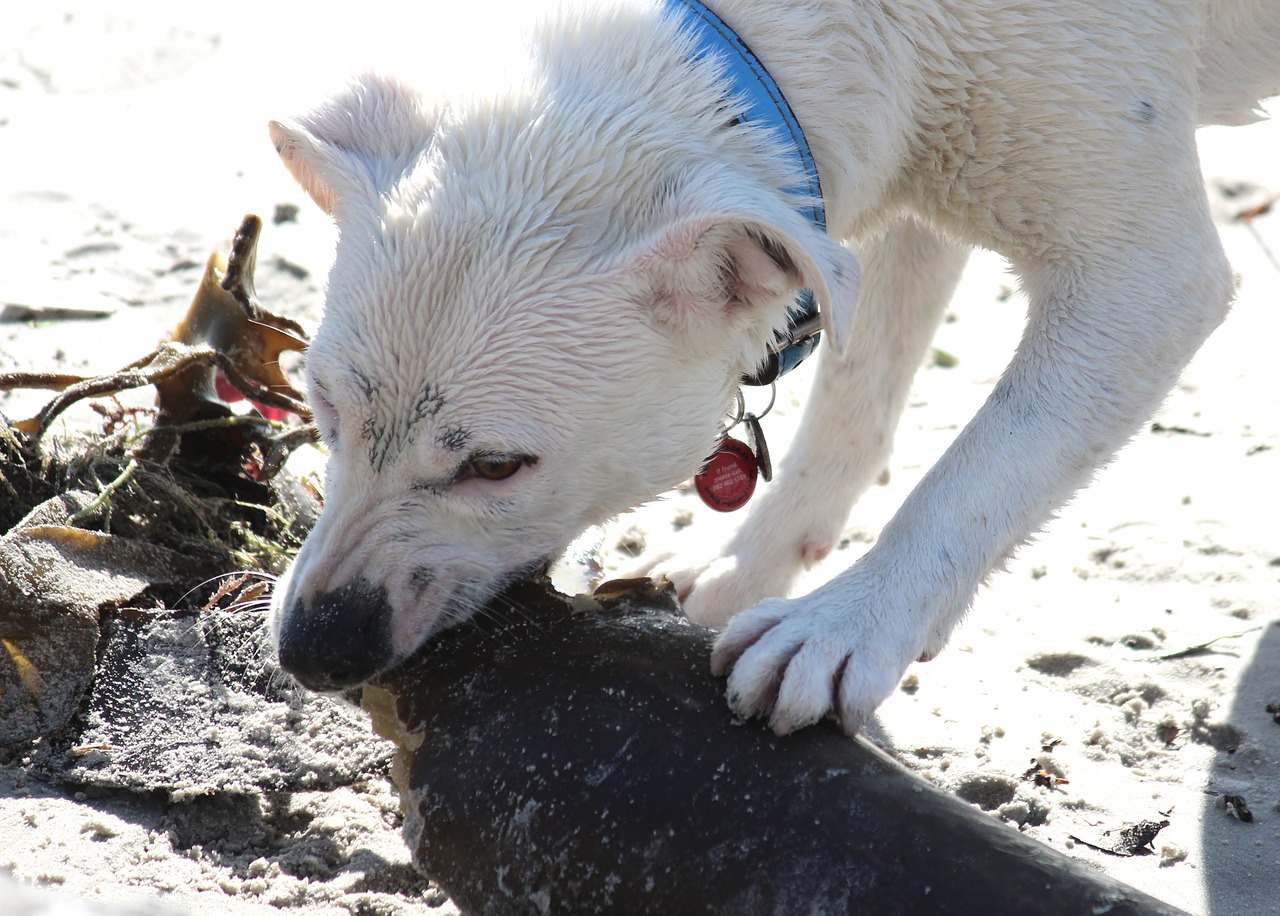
365, 579, 1187, 916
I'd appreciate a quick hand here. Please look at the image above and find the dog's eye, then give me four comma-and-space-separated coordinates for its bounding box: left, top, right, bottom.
464, 455, 529, 481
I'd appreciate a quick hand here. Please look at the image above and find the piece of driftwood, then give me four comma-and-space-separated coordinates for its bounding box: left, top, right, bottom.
365, 579, 1188, 915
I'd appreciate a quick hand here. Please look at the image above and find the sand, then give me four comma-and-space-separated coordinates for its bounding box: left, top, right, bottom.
2, 4, 1278, 914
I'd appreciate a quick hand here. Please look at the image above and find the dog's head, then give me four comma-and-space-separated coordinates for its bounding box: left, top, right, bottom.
267, 59, 858, 690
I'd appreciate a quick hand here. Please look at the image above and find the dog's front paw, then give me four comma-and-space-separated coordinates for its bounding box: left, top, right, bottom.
710, 587, 920, 735
626, 537, 808, 629
664, 551, 806, 629
631, 524, 834, 630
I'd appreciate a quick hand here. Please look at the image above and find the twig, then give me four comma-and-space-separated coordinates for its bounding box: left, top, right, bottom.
1235, 193, 1280, 222
1067, 834, 1132, 858
1144, 626, 1262, 661
1242, 222, 1280, 274
1235, 194, 1280, 274
148, 414, 280, 437
17, 343, 219, 440
67, 458, 139, 527
0, 371, 96, 391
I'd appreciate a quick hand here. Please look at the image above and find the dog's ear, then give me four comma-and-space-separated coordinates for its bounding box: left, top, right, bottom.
629, 192, 859, 356
269, 72, 435, 216
811, 232, 859, 356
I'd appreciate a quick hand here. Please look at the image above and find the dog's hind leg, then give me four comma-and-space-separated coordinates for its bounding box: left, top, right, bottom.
644, 219, 969, 627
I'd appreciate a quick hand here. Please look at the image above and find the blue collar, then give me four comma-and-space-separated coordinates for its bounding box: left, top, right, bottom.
662, 0, 827, 386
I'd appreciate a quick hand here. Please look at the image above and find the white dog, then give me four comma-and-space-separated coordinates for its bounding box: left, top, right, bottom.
268, 0, 1280, 734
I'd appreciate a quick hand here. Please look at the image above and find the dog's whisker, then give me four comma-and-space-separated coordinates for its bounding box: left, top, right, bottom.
225, 597, 275, 615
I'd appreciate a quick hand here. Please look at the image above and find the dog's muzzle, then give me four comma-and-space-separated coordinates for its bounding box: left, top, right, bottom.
275, 577, 395, 691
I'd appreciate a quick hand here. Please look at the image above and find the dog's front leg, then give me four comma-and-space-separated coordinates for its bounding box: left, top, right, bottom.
650, 220, 969, 626
714, 205, 1234, 735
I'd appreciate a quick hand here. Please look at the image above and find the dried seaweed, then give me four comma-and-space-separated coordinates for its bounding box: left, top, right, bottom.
1, 217, 321, 749
0, 214, 312, 475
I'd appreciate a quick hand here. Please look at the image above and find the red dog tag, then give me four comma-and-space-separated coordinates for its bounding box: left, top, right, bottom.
695, 437, 758, 512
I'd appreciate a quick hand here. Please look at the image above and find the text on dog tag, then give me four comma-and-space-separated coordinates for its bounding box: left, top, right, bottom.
695, 437, 758, 512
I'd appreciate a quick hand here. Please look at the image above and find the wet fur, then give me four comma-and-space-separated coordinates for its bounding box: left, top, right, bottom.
269, 0, 1279, 731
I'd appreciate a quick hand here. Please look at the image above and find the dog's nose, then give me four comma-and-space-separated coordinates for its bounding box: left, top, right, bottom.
276, 578, 395, 691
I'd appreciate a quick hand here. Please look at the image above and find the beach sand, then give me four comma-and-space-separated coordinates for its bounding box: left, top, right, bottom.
2, 4, 1277, 913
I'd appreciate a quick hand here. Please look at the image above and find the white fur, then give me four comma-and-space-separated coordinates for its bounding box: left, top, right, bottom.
269, 0, 1279, 731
